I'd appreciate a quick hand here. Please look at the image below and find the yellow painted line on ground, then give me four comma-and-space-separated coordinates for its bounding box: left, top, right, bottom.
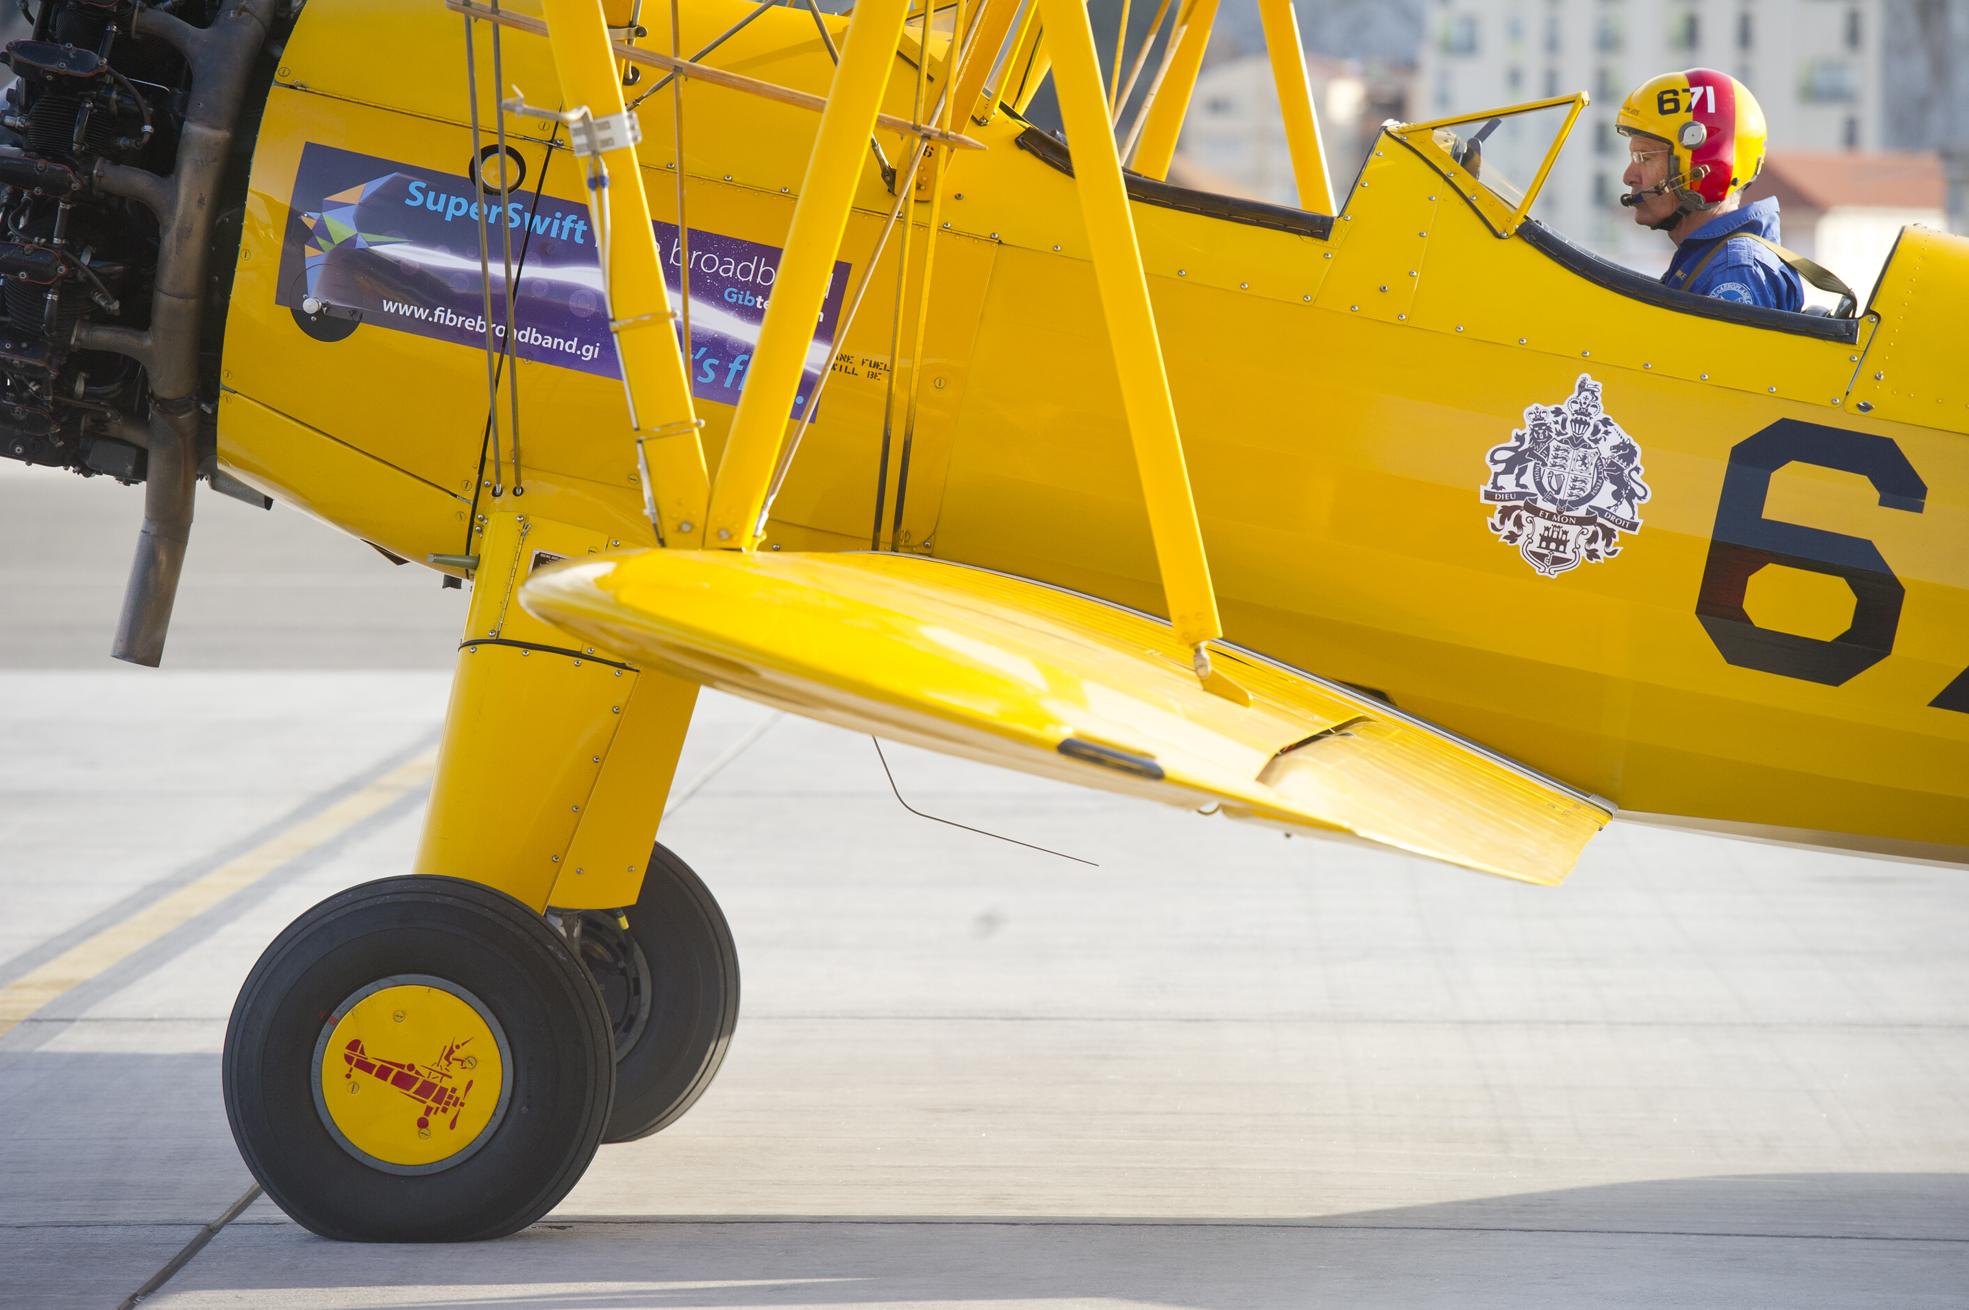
0, 749, 438, 1040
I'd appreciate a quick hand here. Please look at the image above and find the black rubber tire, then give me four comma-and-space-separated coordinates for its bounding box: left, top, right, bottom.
590, 842, 740, 1143
223, 876, 615, 1242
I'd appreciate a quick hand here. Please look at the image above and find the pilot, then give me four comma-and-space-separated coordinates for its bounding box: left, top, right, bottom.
1615, 70, 1803, 311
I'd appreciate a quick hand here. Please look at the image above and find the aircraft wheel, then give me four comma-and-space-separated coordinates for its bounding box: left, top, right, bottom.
578, 842, 740, 1143
223, 875, 615, 1242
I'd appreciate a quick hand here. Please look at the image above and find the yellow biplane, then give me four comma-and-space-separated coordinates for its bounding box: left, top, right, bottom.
7, 0, 1962, 1241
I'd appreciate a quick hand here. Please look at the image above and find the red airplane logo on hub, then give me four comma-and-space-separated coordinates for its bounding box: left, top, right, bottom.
341, 1036, 476, 1134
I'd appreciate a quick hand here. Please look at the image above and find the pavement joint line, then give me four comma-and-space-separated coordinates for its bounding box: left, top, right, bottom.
679, 1013, 1969, 1029
2, 1006, 1955, 1034
664, 710, 784, 818
113, 1183, 263, 1310
536, 1217, 1969, 1242
2, 1221, 233, 1229
7, 1215, 1964, 1245
0, 730, 442, 993
0, 748, 439, 1040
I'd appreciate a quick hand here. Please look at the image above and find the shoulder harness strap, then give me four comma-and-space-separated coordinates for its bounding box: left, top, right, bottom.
1682, 232, 1857, 317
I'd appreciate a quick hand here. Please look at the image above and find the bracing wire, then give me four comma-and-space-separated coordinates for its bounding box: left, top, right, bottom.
1120, 0, 1192, 163
772, 0, 1017, 540
588, 144, 630, 427
617, 0, 668, 532
802, 0, 898, 189
758, 134, 927, 534
760, 0, 978, 534
463, 6, 505, 498
491, 0, 522, 493
665, 711, 784, 817
670, 0, 692, 372
1108, 0, 1131, 114
888, 0, 964, 71
630, 0, 778, 109
889, 0, 966, 551
1111, 0, 1175, 128
871, 737, 1098, 866
870, 0, 934, 551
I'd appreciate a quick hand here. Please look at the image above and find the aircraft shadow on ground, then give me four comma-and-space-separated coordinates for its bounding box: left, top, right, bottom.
182, 1173, 1969, 1309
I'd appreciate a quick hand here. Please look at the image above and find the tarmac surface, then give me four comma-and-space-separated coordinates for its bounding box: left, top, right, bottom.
2, 459, 1965, 1308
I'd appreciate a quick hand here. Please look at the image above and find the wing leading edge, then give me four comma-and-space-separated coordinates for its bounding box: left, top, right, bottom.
521, 550, 1611, 883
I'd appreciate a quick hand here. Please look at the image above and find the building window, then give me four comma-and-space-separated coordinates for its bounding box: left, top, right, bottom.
1507, 14, 1524, 47
1844, 115, 1860, 148
1595, 65, 1623, 99
1596, 121, 1618, 155
1670, 10, 1699, 51
1595, 172, 1615, 206
1800, 60, 1858, 102
1737, 10, 1753, 50
1508, 65, 1524, 94
1442, 14, 1479, 55
1544, 14, 1561, 52
1436, 70, 1454, 110
1845, 7, 1861, 48
1544, 66, 1559, 96
1596, 13, 1623, 52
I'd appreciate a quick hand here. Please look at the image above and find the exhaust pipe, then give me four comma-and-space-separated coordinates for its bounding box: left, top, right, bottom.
111, 397, 201, 664
70, 0, 275, 666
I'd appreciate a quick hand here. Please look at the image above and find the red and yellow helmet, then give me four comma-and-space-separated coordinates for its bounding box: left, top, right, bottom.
1616, 69, 1767, 212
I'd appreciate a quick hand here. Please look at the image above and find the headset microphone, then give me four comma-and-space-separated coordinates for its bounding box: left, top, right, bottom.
1620, 165, 1707, 210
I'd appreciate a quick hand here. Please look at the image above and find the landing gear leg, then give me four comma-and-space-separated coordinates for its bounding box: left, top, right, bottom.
226, 511, 713, 1238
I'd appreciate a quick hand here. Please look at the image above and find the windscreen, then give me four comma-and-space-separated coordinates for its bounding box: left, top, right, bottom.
1429, 101, 1577, 213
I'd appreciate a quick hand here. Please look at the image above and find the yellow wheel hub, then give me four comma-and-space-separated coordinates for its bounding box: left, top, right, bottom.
312, 976, 509, 1174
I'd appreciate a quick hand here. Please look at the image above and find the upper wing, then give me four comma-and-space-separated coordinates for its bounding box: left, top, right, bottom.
522, 550, 1611, 884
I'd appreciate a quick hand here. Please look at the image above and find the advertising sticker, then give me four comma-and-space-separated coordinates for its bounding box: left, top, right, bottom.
278, 142, 850, 419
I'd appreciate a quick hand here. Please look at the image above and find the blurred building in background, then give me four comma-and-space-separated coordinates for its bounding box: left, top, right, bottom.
1174, 53, 1410, 201
1741, 149, 1946, 301
1882, 0, 1969, 234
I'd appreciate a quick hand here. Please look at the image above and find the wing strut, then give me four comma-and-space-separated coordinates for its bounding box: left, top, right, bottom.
702, 0, 916, 548
1254, 0, 1333, 214
537, 0, 710, 547
1036, 0, 1245, 703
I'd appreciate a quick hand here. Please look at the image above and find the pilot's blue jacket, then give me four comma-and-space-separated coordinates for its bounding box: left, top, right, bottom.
1661, 197, 1804, 311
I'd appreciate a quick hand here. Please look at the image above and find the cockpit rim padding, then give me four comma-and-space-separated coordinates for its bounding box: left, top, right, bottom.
1013, 126, 1334, 241
1517, 219, 1862, 344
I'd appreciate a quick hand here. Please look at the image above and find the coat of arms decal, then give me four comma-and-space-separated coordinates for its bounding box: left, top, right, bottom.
1481, 374, 1650, 577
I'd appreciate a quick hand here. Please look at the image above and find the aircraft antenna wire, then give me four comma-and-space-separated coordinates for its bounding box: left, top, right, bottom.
871, 737, 1099, 866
